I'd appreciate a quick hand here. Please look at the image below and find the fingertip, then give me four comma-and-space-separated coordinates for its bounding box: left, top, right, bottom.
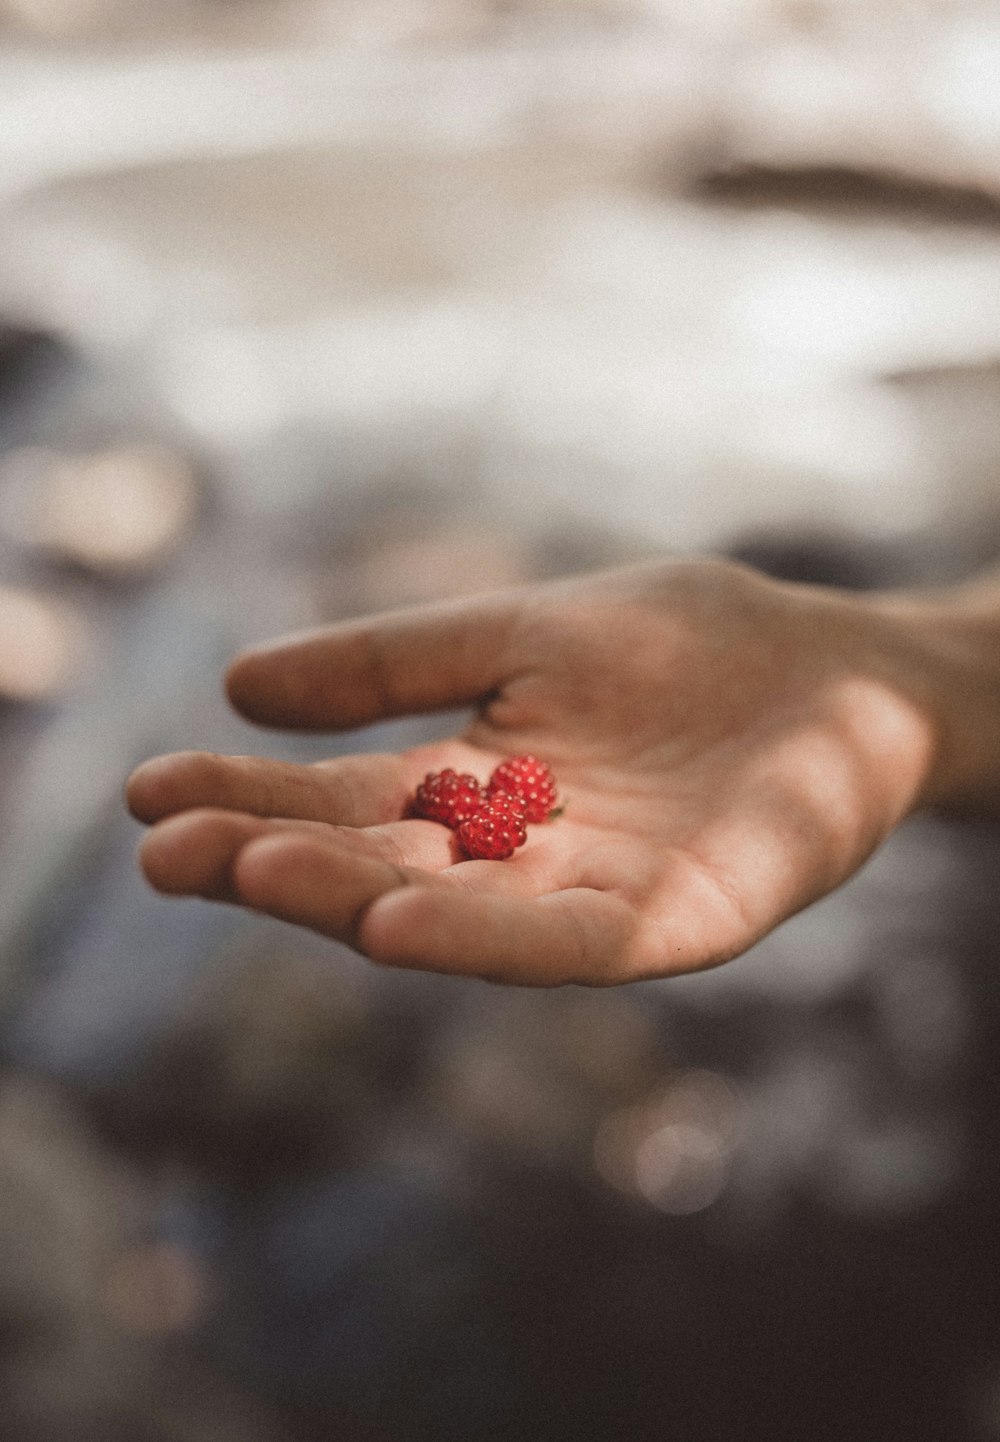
125, 750, 212, 823
137, 810, 206, 893
138, 806, 271, 901
223, 647, 260, 717
125, 754, 176, 822
357, 886, 452, 968
224, 647, 281, 728
137, 829, 172, 892
225, 641, 332, 731
230, 832, 316, 908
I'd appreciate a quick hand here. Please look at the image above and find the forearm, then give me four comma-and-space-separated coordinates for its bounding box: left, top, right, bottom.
870, 567, 1000, 814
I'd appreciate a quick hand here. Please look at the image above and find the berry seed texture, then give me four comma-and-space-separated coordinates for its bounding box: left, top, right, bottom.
406, 756, 558, 860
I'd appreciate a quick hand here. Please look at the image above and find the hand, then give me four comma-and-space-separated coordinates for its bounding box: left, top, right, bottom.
127, 559, 938, 985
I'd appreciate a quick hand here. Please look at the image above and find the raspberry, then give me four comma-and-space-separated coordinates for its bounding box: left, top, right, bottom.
487, 755, 557, 823
458, 795, 527, 861
410, 769, 485, 829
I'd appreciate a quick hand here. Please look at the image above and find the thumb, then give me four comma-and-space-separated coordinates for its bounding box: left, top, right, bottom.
226, 590, 523, 731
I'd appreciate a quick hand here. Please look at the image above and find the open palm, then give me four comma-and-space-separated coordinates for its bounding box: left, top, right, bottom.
128, 559, 935, 985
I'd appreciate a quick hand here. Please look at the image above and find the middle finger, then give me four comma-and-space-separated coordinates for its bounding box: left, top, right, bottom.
139, 809, 460, 900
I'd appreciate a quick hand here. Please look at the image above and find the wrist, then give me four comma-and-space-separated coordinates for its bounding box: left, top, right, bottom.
866, 579, 1000, 813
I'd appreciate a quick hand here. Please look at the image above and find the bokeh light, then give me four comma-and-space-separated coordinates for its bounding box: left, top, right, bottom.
595, 1070, 745, 1214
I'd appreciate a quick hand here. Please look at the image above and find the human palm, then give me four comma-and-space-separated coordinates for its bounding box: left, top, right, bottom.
128, 559, 935, 984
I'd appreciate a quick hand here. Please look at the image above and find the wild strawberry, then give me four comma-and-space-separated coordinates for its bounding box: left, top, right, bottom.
410, 769, 485, 829
487, 755, 557, 823
458, 795, 527, 861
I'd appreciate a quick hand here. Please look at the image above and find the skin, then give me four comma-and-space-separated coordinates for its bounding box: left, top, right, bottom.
127, 557, 1000, 987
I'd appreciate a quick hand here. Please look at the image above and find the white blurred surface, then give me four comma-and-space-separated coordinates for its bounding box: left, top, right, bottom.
2, 2, 1000, 549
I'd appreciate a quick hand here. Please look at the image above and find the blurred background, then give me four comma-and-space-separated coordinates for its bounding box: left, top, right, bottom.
2, 2, 1000, 1438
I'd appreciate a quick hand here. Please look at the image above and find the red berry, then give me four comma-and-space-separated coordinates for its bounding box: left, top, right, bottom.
487, 755, 557, 823
458, 796, 527, 861
410, 769, 485, 829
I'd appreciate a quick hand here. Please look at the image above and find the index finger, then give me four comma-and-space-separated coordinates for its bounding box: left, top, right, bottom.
226, 590, 523, 731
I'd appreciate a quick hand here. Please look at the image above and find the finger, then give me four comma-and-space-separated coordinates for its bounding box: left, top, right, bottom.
359, 884, 640, 986
127, 750, 414, 827
140, 810, 267, 900
230, 830, 639, 985
139, 810, 457, 900
225, 591, 522, 730
231, 832, 428, 949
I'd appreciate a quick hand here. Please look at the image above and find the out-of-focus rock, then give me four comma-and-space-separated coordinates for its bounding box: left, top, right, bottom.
0, 442, 198, 578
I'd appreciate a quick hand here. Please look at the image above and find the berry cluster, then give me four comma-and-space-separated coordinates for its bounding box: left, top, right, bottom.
409, 755, 558, 861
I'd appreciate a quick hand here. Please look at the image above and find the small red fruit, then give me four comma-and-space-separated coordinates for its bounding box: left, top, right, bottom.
410, 769, 485, 829
487, 755, 557, 823
458, 795, 527, 861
